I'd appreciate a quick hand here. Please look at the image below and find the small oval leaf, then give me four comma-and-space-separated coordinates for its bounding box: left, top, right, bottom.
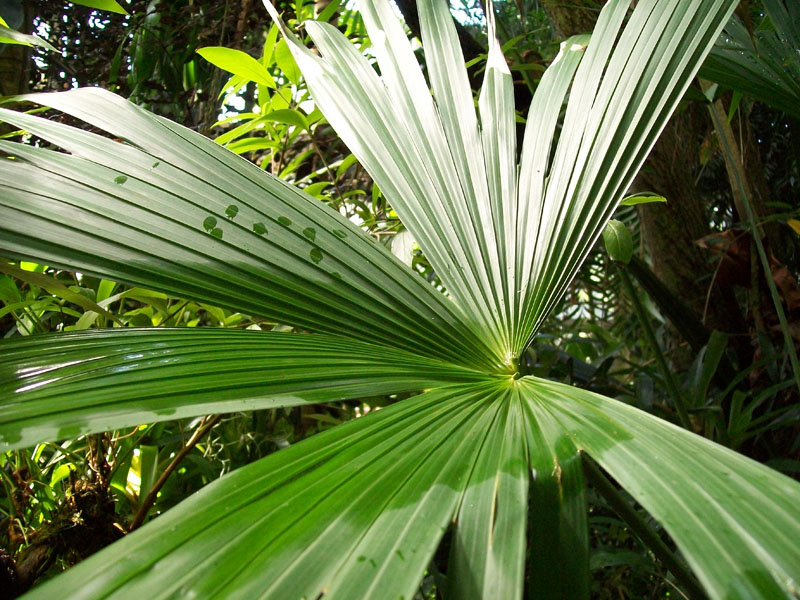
602, 220, 633, 264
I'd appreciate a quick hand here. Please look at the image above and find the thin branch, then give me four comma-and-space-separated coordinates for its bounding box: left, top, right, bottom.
128, 414, 223, 532
617, 265, 693, 431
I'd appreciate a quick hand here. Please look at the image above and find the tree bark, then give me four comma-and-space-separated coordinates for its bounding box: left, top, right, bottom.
542, 0, 602, 37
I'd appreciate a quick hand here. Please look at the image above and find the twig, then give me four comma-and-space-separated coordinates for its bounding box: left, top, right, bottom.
617, 265, 693, 431
128, 415, 222, 532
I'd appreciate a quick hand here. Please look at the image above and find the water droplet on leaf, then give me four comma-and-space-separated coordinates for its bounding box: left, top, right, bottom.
210, 228, 223, 239
225, 204, 239, 219
151, 161, 160, 168
332, 229, 347, 239
310, 248, 323, 264
114, 175, 127, 184
303, 227, 316, 241
203, 216, 217, 231
253, 222, 268, 235
278, 216, 292, 227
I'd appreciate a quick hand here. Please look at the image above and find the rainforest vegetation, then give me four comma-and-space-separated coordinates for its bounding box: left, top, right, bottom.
0, 0, 799, 598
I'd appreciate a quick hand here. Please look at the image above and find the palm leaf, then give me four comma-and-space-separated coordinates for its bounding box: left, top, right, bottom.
523, 377, 800, 599
700, 1, 800, 118
20, 383, 509, 600
269, 0, 738, 359
0, 93, 501, 371
447, 391, 529, 599
0, 328, 486, 451
4, 0, 797, 599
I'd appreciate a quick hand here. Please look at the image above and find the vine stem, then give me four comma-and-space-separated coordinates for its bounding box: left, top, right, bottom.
617, 265, 693, 431
128, 415, 222, 532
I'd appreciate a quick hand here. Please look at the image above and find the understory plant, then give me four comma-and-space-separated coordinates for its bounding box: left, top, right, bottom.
0, 0, 798, 598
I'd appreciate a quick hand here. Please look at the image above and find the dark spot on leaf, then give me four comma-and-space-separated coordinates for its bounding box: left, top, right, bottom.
114, 175, 127, 184
303, 227, 316, 241
225, 204, 239, 219
203, 216, 217, 231
332, 229, 347, 239
278, 216, 292, 227
210, 228, 223, 239
357, 556, 366, 563
253, 222, 268, 235
310, 248, 323, 264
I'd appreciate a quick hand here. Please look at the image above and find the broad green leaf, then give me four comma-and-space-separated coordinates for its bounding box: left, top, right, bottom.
478, 0, 517, 348
224, 136, 276, 154
213, 114, 267, 146
0, 328, 487, 452
515, 35, 588, 347
602, 219, 634, 264
266, 0, 510, 358
20, 382, 511, 600
134, 445, 159, 508
523, 377, 800, 599
49, 463, 75, 488
0, 89, 503, 371
0, 275, 22, 303
0, 25, 58, 52
197, 46, 277, 88
316, 0, 342, 23
17, 378, 599, 600
263, 107, 308, 130
70, 0, 129, 14
391, 230, 415, 267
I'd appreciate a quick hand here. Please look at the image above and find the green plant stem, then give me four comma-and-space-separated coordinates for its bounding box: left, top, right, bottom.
128, 414, 222, 532
702, 83, 800, 397
582, 455, 706, 600
617, 265, 693, 430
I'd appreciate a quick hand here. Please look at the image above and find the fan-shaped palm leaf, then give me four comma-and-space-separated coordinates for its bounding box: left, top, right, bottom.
2, 0, 798, 599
